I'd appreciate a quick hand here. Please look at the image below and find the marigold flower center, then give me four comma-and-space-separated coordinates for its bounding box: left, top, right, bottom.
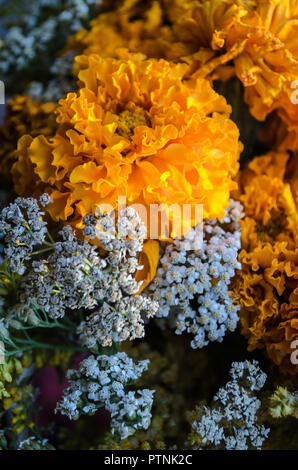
116, 106, 151, 139
255, 209, 288, 242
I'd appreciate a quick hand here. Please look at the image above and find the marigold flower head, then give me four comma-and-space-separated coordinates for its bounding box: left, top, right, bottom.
0, 96, 57, 186
12, 54, 241, 239
234, 152, 298, 375
165, 1, 298, 125
63, 0, 298, 132
259, 108, 298, 154
232, 0, 298, 122
64, 0, 177, 66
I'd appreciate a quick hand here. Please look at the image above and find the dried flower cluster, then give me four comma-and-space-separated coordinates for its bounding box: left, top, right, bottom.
56, 352, 154, 440
65, 0, 298, 151
269, 386, 298, 419
0, 0, 101, 93
0, 96, 57, 185
12, 53, 241, 238
27, 51, 78, 103
78, 208, 159, 347
18, 437, 55, 451
234, 152, 298, 375
149, 200, 243, 348
187, 360, 270, 450
0, 195, 49, 275
0, 196, 157, 349
0, 0, 296, 453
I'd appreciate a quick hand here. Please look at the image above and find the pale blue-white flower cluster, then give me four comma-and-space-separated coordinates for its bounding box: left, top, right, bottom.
0, 197, 157, 348
149, 200, 243, 349
78, 207, 159, 347
0, 0, 100, 93
18, 436, 55, 450
190, 360, 270, 450
0, 196, 49, 275
26, 51, 78, 102
56, 352, 155, 440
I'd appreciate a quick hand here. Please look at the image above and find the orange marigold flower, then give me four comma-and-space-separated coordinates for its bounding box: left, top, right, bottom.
165, 0, 251, 70
259, 108, 298, 153
165, 1, 298, 128
230, 0, 298, 122
234, 151, 298, 375
64, 0, 249, 79
0, 95, 57, 186
63, 0, 298, 130
63, 0, 178, 65
12, 54, 241, 240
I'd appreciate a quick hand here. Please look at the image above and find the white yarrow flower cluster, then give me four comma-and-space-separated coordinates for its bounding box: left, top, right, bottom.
0, 0, 100, 92
2, 199, 158, 347
190, 360, 270, 450
27, 52, 78, 102
78, 208, 158, 348
149, 200, 243, 349
56, 352, 154, 440
18, 436, 55, 450
0, 196, 49, 275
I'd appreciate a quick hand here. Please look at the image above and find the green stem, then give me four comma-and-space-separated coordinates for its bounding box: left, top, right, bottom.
46, 231, 55, 245
61, 316, 77, 330
31, 247, 53, 256
5, 342, 86, 357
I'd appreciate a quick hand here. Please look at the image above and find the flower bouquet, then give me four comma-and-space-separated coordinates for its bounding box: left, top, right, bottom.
0, 0, 297, 451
